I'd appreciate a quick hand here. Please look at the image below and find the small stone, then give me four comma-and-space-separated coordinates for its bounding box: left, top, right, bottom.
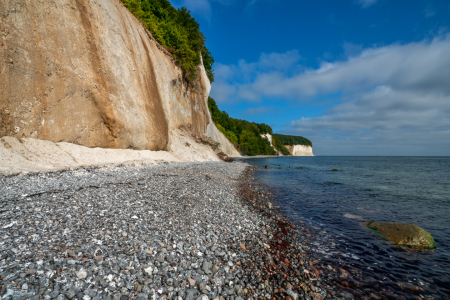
50, 290, 60, 298
76, 270, 87, 279
122, 232, 127, 237
239, 244, 246, 251
65, 290, 76, 299
188, 278, 196, 286
26, 268, 37, 275
309, 293, 324, 300
56, 294, 67, 300
144, 266, 153, 276
94, 256, 102, 261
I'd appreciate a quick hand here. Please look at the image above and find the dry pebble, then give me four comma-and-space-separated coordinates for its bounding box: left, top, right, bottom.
0, 162, 349, 300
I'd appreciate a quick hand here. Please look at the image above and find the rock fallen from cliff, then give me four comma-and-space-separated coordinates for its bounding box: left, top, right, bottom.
366, 222, 436, 249
217, 152, 234, 162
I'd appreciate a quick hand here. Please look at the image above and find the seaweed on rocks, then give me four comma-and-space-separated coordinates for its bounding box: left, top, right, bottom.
236, 165, 358, 300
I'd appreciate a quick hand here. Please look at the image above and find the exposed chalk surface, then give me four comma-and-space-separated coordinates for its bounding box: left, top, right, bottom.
0, 134, 221, 176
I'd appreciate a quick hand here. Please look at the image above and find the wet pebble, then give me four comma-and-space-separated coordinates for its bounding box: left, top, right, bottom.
0, 162, 341, 300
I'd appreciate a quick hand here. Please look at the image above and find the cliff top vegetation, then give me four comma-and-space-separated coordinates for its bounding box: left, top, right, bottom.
208, 97, 291, 156
120, 0, 214, 82
273, 134, 312, 147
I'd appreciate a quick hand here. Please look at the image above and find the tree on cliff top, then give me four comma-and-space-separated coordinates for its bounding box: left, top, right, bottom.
208, 97, 293, 156
121, 0, 214, 82
272, 134, 312, 147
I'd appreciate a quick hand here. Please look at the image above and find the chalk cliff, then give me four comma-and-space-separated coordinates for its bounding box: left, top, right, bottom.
286, 145, 314, 156
260, 133, 280, 155
0, 0, 238, 157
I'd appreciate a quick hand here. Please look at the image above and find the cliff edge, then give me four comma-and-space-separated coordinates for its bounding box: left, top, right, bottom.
0, 0, 238, 164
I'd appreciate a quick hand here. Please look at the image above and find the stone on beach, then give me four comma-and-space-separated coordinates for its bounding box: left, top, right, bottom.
366, 221, 436, 249
0, 161, 337, 300
76, 270, 87, 279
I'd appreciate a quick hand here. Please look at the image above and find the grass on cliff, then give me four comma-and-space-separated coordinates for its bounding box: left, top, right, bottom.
208, 97, 292, 156
120, 0, 214, 82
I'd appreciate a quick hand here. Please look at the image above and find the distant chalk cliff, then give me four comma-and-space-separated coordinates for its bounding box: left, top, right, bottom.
286, 145, 314, 156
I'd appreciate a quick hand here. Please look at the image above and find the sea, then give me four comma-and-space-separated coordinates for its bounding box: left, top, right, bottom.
247, 156, 450, 299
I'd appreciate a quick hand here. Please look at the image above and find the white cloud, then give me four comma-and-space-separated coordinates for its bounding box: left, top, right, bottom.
213, 35, 450, 102
211, 50, 301, 102
357, 0, 378, 8
212, 35, 450, 155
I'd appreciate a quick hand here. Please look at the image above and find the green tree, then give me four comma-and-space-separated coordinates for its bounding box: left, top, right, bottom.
208, 97, 278, 156
120, 0, 214, 82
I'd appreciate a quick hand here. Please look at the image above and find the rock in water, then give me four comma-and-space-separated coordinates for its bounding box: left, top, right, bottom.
366, 222, 436, 249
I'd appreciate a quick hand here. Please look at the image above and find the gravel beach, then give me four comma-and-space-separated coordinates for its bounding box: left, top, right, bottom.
0, 162, 345, 300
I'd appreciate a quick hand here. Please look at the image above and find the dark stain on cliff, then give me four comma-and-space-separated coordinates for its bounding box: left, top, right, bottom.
75, 0, 118, 148
139, 33, 169, 151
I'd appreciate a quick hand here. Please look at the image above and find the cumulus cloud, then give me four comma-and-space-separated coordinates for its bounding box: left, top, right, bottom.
212, 35, 450, 155
211, 50, 302, 102
286, 87, 450, 155
213, 35, 450, 102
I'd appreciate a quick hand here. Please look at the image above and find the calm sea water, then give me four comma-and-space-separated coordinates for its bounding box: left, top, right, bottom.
248, 156, 450, 299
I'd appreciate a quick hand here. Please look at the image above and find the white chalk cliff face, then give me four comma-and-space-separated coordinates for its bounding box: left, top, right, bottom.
260, 133, 280, 155
0, 0, 238, 157
286, 145, 314, 156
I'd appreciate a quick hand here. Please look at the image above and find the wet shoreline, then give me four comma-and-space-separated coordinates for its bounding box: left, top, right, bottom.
247, 156, 450, 300
0, 161, 346, 300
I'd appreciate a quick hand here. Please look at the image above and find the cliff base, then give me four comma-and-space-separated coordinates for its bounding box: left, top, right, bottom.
0, 132, 221, 175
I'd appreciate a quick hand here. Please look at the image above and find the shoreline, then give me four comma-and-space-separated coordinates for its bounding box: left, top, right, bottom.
0, 161, 342, 300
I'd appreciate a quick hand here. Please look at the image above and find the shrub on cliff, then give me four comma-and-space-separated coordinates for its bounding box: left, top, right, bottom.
208, 97, 276, 156
273, 138, 291, 155
120, 0, 214, 82
272, 133, 312, 147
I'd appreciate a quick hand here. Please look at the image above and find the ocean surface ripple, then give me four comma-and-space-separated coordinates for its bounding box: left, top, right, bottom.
250, 156, 450, 299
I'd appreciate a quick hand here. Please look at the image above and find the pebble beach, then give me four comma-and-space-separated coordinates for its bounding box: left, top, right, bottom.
0, 162, 347, 300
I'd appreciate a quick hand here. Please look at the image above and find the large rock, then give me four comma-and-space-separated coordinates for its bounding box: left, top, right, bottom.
366, 222, 436, 249
0, 0, 238, 156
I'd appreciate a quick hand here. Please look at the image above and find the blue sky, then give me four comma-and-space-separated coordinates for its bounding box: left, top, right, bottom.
171, 0, 450, 155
